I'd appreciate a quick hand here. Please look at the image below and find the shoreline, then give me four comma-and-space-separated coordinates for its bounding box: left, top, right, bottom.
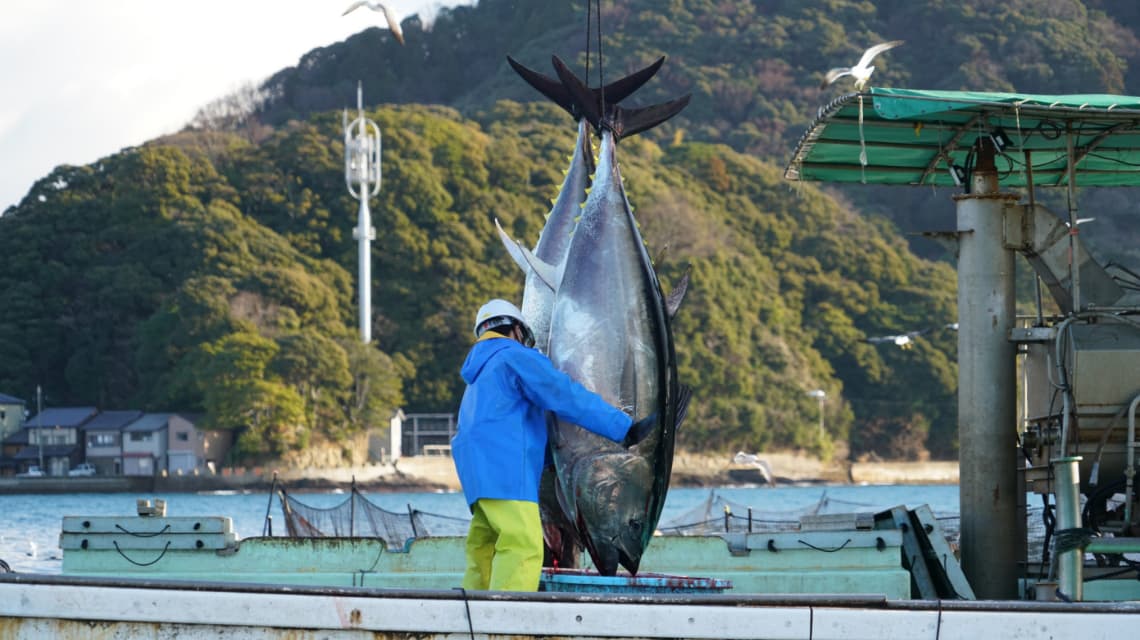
0, 451, 960, 495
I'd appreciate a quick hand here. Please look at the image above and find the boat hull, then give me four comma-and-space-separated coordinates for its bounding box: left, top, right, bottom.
4, 574, 1140, 640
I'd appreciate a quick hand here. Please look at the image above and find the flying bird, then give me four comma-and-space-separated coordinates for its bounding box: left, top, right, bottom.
342, 1, 405, 45
820, 40, 904, 90
865, 330, 925, 349
865, 322, 957, 349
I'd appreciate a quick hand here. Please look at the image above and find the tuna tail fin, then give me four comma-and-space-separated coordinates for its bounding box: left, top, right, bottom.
551, 55, 690, 140
507, 55, 665, 121
613, 95, 692, 140
664, 268, 691, 319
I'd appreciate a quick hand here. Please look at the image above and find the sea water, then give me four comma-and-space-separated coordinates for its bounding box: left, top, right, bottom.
0, 483, 961, 575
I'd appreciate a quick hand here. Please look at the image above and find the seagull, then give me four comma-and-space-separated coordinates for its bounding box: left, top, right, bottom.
342, 1, 405, 45
865, 328, 930, 349
733, 452, 774, 485
1064, 217, 1096, 228
820, 40, 904, 90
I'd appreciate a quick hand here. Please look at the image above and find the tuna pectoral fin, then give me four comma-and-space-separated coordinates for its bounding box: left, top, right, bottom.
674, 385, 694, 431
665, 269, 691, 319
546, 410, 564, 449
517, 243, 559, 292
494, 218, 559, 290
494, 218, 531, 273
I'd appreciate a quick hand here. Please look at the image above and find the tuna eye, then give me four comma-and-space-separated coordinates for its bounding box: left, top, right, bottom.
628, 519, 642, 532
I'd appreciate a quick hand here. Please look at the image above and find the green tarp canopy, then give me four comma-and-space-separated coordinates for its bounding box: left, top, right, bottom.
784, 88, 1140, 187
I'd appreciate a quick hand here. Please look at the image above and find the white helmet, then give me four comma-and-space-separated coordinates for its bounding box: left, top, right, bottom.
473, 299, 534, 347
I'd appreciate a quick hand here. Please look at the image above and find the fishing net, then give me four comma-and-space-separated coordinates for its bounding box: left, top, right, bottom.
278, 485, 470, 550
656, 490, 854, 535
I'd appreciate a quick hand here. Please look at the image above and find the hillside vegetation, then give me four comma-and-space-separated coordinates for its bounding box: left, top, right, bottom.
5, 0, 1139, 464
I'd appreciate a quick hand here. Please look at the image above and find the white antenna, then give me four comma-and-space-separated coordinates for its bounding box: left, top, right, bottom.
344, 81, 381, 344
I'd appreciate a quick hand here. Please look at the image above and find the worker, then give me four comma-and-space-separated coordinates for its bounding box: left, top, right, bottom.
451, 298, 653, 591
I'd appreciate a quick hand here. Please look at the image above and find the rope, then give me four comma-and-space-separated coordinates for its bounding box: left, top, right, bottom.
595, 0, 605, 107
935, 599, 943, 639
858, 94, 867, 183
113, 540, 171, 567
584, 0, 591, 84
455, 587, 476, 640
114, 523, 171, 538
1054, 527, 1096, 554
262, 472, 277, 536
797, 538, 852, 553
353, 543, 386, 587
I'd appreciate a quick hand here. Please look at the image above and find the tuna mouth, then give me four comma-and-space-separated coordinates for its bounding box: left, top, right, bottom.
611, 533, 643, 576
617, 547, 641, 575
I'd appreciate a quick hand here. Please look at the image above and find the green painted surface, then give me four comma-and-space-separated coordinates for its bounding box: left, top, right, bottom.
785, 88, 1140, 187
62, 516, 911, 598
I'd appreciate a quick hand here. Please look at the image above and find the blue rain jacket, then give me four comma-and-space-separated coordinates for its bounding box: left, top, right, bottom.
452, 333, 632, 508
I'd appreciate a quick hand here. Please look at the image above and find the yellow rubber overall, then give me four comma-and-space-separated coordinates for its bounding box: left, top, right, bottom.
461, 498, 543, 591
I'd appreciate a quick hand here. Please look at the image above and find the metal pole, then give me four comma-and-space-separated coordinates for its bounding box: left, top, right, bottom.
36, 385, 43, 471
1065, 126, 1081, 313
344, 82, 381, 344
955, 138, 1021, 599
1053, 456, 1083, 601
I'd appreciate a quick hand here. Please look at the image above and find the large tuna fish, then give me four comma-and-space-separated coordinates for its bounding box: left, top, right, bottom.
497, 55, 665, 353
498, 56, 673, 567
541, 57, 692, 575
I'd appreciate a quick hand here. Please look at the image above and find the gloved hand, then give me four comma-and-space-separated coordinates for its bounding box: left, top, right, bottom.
623, 413, 657, 447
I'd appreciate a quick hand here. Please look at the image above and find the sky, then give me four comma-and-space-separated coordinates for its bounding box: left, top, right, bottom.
0, 0, 474, 213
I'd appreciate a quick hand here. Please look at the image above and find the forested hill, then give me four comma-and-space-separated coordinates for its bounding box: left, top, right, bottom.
260, 0, 1140, 265
3, 0, 1138, 465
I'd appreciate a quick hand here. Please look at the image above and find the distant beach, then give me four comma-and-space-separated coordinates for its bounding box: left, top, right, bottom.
0, 451, 959, 496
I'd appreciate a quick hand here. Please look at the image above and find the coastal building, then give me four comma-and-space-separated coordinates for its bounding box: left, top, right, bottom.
122, 413, 171, 476
120, 412, 232, 476
80, 410, 144, 476
0, 428, 30, 477
166, 413, 232, 475
15, 407, 98, 476
0, 393, 25, 443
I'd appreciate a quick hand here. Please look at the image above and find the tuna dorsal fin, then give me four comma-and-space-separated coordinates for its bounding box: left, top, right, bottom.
674, 385, 693, 432
494, 218, 531, 274
509, 55, 666, 121
665, 269, 691, 319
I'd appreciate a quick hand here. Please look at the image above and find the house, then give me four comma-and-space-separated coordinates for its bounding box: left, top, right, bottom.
166, 413, 232, 475
0, 393, 25, 443
0, 427, 30, 477
80, 410, 143, 476
16, 407, 98, 476
122, 413, 171, 476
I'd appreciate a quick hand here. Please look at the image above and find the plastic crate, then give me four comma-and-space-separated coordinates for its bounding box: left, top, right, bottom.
539, 568, 731, 594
